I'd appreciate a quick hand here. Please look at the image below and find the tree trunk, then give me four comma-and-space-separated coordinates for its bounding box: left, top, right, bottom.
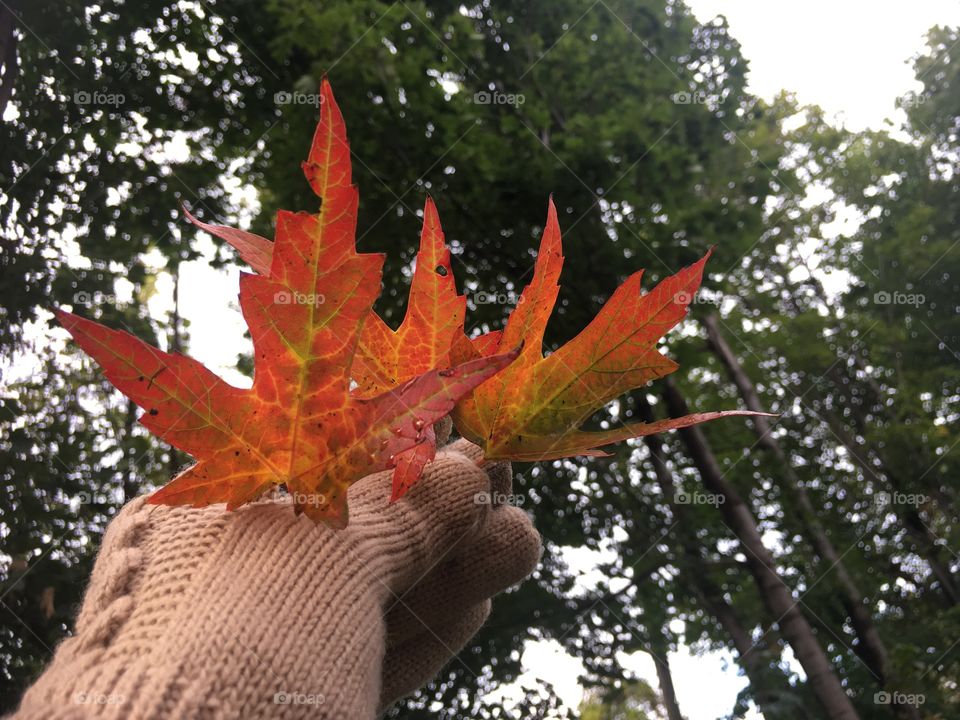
167, 265, 184, 479
661, 377, 860, 720
122, 399, 138, 503
169, 263, 182, 355
637, 395, 800, 720
652, 651, 684, 720
702, 314, 901, 693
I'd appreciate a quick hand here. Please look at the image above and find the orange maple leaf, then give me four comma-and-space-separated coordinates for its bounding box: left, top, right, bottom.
452, 198, 764, 461
349, 198, 466, 499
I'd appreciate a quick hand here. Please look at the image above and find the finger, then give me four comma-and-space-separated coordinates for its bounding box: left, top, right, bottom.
383, 505, 541, 649
378, 600, 491, 712
443, 437, 483, 463
349, 449, 491, 593
443, 438, 513, 497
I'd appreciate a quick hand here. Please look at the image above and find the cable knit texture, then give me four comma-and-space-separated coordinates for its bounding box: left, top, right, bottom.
13, 436, 541, 720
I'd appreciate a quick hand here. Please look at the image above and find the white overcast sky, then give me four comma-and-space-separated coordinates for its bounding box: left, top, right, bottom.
687, 0, 960, 130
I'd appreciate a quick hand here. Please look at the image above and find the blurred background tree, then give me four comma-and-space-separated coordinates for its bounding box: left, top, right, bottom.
579, 680, 663, 719
1, 1, 957, 718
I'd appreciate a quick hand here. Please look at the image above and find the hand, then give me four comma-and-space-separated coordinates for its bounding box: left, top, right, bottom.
14, 439, 540, 719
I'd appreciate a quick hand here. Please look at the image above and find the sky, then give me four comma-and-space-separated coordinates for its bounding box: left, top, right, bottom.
20, 2, 960, 719
687, 0, 960, 131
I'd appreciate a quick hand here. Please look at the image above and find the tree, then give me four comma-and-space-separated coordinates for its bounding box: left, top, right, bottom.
580, 680, 663, 720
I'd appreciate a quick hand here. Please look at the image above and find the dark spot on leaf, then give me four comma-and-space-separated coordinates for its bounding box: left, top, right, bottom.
435, 265, 448, 276
147, 367, 165, 389
148, 408, 158, 416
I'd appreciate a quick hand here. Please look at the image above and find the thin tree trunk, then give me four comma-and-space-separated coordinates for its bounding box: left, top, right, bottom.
652, 651, 684, 720
661, 377, 860, 720
167, 265, 184, 479
169, 264, 182, 355
703, 313, 923, 720
122, 399, 138, 503
637, 395, 799, 720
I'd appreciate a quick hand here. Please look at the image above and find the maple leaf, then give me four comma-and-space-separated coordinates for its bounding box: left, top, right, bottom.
181, 164, 466, 502
181, 122, 470, 500
56, 79, 517, 527
349, 198, 466, 499
181, 204, 272, 274
452, 198, 765, 461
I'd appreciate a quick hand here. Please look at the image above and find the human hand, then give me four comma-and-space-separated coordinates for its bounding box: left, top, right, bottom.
14, 438, 540, 719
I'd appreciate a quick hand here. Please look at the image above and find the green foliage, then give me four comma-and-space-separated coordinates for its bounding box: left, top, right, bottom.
579, 681, 660, 720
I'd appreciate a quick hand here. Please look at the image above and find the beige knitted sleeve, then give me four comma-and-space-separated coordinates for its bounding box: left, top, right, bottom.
13, 440, 541, 720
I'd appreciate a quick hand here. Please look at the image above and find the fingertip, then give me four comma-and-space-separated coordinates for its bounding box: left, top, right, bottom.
489, 505, 542, 580
442, 437, 484, 463
404, 449, 490, 529
441, 439, 513, 496
384, 504, 541, 638
369, 450, 490, 590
